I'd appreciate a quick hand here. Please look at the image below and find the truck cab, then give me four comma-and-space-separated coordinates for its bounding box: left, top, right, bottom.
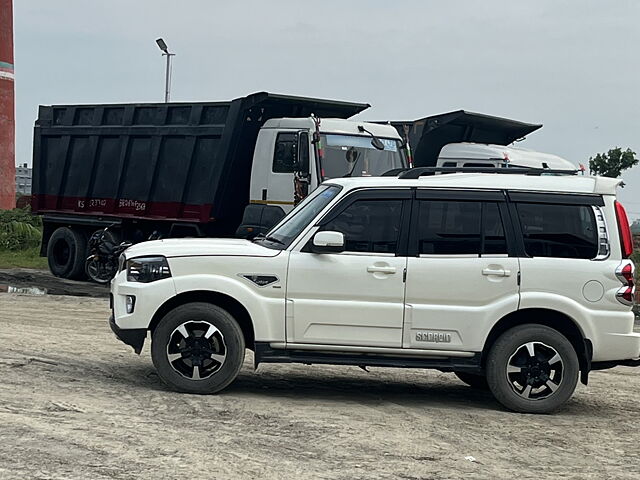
435, 142, 577, 171
238, 118, 407, 237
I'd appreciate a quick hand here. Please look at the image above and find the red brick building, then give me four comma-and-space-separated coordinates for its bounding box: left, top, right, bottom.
0, 0, 15, 210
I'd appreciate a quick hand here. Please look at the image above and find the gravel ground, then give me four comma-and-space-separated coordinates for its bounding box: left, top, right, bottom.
0, 268, 108, 297
0, 292, 639, 480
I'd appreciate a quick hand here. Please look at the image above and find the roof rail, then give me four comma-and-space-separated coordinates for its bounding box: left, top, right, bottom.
398, 166, 579, 179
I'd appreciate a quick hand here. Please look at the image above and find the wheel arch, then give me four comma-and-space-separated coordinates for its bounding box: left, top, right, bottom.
481, 308, 593, 385
149, 290, 256, 351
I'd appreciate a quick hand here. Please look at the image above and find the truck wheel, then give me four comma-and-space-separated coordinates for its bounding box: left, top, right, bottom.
486, 324, 579, 414
454, 371, 489, 390
151, 302, 245, 394
47, 227, 87, 279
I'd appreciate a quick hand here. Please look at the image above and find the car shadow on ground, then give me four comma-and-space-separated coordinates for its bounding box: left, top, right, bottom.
112, 363, 606, 416
118, 363, 503, 412
232, 370, 502, 411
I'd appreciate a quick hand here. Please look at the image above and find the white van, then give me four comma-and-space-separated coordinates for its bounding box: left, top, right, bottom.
435, 142, 577, 171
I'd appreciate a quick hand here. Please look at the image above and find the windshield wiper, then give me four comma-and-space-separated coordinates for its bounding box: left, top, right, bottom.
343, 148, 361, 178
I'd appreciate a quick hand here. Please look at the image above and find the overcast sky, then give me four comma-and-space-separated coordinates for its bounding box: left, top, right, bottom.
12, 0, 640, 220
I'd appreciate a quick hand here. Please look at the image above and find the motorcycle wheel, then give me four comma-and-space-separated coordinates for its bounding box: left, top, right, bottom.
85, 257, 117, 284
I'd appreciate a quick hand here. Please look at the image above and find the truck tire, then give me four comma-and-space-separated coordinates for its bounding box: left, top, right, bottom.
47, 227, 88, 279
151, 302, 245, 394
486, 324, 579, 414
454, 371, 489, 390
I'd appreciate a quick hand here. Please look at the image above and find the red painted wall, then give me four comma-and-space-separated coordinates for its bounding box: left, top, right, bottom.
0, 0, 15, 210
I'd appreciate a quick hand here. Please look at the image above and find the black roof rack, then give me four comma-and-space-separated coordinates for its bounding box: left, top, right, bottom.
398, 166, 579, 179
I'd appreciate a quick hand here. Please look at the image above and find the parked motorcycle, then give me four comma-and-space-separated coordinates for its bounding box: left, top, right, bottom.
85, 226, 132, 284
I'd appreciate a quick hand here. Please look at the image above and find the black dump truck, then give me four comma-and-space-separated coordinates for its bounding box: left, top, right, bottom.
31, 92, 393, 279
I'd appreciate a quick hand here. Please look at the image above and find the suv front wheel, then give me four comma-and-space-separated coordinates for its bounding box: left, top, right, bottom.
486, 324, 579, 413
151, 302, 245, 394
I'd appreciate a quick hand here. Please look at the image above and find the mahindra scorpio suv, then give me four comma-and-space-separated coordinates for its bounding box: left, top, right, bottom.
109, 170, 639, 413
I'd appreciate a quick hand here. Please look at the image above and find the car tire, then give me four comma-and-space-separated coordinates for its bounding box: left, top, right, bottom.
151, 302, 245, 394
47, 227, 87, 279
454, 371, 489, 390
486, 324, 579, 414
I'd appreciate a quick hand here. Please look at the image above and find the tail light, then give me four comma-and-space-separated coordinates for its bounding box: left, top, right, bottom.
617, 286, 636, 305
614, 201, 634, 258
616, 262, 636, 306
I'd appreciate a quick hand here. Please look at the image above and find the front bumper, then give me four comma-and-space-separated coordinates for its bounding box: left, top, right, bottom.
109, 314, 146, 354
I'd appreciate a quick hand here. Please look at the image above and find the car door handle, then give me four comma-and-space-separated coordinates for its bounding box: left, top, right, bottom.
367, 266, 397, 274
482, 268, 511, 277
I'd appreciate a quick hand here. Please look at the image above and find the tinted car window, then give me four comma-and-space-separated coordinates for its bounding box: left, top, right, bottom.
416, 201, 481, 254
516, 203, 598, 258
415, 201, 507, 255
320, 199, 403, 253
265, 184, 341, 248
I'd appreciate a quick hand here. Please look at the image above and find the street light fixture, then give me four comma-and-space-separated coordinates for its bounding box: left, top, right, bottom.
155, 38, 175, 103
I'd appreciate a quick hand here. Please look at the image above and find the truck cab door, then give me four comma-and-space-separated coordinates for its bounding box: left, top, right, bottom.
263, 130, 312, 213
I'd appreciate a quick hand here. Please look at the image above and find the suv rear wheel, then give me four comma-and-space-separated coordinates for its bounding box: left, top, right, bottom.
486, 324, 579, 413
151, 302, 245, 394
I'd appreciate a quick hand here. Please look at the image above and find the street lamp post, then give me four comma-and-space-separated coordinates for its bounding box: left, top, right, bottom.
155, 38, 175, 103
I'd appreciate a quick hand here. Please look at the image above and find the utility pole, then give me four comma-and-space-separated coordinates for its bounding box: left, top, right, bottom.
155, 38, 175, 103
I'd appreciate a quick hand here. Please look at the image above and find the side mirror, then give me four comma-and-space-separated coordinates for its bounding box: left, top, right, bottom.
371, 137, 385, 151
311, 231, 345, 254
297, 131, 310, 175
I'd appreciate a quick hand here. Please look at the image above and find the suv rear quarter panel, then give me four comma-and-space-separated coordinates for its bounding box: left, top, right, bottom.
518, 195, 638, 361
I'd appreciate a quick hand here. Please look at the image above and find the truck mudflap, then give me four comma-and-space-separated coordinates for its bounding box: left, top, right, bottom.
109, 314, 146, 354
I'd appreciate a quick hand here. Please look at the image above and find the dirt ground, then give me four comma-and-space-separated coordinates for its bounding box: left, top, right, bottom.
0, 268, 108, 297
1, 293, 639, 480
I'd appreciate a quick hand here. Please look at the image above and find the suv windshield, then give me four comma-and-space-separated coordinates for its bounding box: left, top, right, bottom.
320, 134, 406, 179
257, 184, 342, 249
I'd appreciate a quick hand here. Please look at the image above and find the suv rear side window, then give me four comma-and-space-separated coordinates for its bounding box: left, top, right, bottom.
415, 201, 507, 255
516, 203, 598, 259
320, 199, 403, 254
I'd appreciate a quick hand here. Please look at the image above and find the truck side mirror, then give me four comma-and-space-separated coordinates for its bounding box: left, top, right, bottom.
371, 137, 385, 150
297, 131, 310, 175
311, 231, 345, 253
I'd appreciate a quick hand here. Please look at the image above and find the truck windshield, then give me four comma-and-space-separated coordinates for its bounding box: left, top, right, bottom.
320, 134, 406, 179
257, 184, 342, 249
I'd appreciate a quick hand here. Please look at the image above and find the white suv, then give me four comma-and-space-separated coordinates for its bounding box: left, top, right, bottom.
109, 169, 639, 413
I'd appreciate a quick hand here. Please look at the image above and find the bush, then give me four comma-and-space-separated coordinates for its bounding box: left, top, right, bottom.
0, 208, 42, 251
0, 206, 42, 228
632, 250, 640, 282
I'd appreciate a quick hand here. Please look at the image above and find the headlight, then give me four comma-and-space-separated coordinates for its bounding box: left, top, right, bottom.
126, 256, 172, 283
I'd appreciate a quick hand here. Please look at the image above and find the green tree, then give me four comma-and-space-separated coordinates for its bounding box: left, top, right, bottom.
589, 147, 638, 178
